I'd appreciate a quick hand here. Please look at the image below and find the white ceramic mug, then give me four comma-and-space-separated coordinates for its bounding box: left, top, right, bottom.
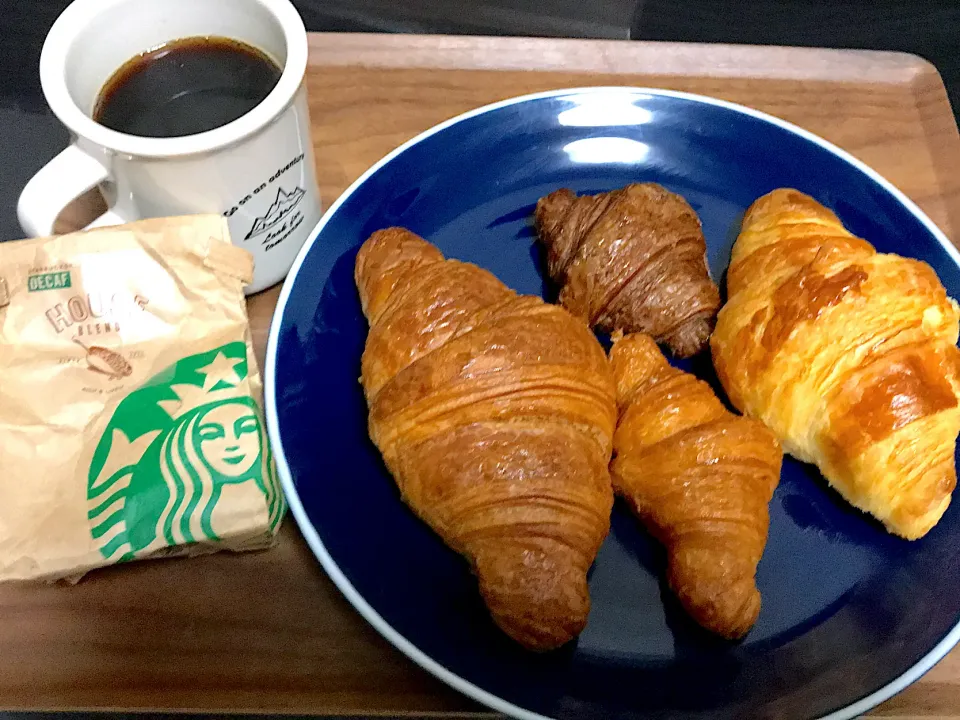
18, 0, 322, 294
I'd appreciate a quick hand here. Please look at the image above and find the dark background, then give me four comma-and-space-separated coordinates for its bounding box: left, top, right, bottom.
0, 0, 957, 243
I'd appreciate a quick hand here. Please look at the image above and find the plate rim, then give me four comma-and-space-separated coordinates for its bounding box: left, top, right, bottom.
264, 86, 960, 720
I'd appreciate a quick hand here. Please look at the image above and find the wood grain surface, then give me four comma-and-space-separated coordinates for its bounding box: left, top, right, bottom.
3, 33, 960, 718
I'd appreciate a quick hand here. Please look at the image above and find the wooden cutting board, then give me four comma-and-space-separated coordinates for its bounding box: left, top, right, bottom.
3, 33, 959, 719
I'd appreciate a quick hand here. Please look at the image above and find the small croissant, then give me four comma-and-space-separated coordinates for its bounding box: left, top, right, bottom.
535, 183, 721, 357
610, 332, 782, 638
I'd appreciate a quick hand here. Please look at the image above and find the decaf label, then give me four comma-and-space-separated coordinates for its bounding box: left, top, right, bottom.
28, 270, 72, 292
86, 342, 285, 561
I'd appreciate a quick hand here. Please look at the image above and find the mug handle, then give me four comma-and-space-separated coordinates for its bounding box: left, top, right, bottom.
17, 143, 126, 237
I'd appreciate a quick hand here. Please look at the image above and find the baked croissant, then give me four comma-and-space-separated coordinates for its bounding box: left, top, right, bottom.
610, 332, 781, 638
355, 227, 616, 651
712, 188, 960, 539
535, 183, 721, 357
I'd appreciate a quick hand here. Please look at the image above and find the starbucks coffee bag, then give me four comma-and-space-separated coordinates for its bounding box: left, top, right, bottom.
0, 215, 284, 582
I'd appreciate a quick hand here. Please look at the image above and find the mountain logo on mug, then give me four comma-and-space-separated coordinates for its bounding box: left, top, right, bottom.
245, 186, 305, 240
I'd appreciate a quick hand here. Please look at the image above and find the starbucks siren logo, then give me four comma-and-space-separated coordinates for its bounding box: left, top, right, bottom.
87, 342, 284, 561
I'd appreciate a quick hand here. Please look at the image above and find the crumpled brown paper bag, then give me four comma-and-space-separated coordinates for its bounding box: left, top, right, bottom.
0, 215, 284, 582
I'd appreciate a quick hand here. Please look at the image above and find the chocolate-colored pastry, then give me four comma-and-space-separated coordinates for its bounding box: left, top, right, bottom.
535, 183, 721, 357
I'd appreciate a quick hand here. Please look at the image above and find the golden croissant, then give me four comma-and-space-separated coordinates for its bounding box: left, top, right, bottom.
610, 332, 781, 638
355, 227, 616, 651
712, 188, 960, 539
535, 183, 721, 357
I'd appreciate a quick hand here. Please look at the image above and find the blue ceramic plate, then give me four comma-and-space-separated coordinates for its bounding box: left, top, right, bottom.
265, 88, 960, 720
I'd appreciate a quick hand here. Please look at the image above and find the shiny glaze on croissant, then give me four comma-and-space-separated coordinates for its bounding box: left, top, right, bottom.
610, 333, 781, 638
355, 227, 616, 650
712, 188, 960, 539
535, 183, 721, 357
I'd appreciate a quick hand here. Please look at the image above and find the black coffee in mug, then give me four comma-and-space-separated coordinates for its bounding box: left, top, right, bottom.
93, 36, 282, 138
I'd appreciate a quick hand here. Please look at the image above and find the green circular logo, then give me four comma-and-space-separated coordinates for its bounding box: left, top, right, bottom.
87, 342, 284, 561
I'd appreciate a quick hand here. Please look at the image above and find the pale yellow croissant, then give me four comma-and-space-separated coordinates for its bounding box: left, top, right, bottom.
610, 333, 781, 638
711, 188, 960, 539
355, 227, 616, 651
